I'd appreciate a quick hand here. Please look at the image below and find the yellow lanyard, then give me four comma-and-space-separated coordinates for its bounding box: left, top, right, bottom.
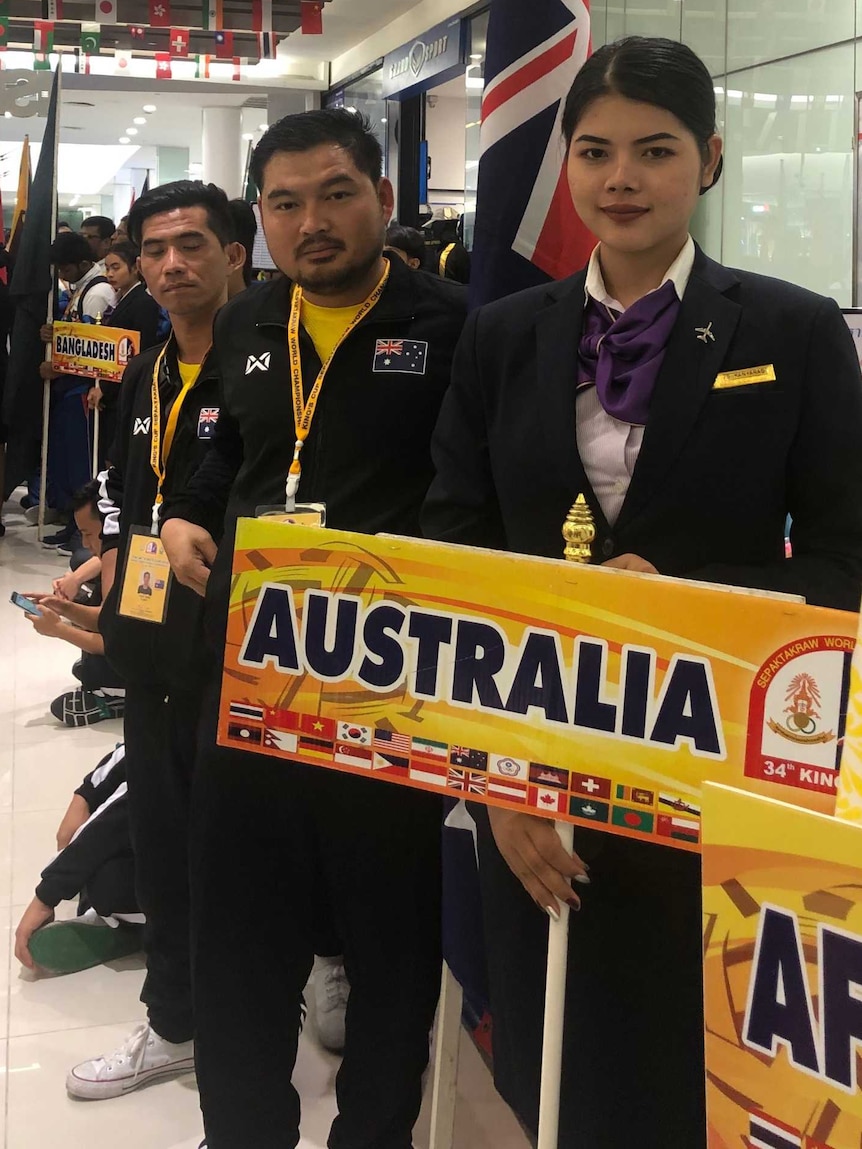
149, 342, 209, 526
285, 261, 390, 504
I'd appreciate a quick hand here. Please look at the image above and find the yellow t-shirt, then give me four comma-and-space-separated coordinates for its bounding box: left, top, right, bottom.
301, 299, 364, 365
177, 360, 200, 389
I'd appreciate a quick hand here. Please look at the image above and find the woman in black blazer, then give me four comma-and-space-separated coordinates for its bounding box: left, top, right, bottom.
422, 36, 862, 1149
90, 240, 164, 463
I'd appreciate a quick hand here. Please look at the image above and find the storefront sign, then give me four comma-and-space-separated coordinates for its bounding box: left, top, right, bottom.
0, 71, 53, 118
703, 783, 862, 1148
217, 520, 856, 852
51, 321, 140, 383
380, 17, 466, 100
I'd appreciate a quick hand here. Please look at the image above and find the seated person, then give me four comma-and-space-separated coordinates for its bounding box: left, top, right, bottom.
385, 223, 426, 270
22, 482, 125, 726
15, 743, 142, 975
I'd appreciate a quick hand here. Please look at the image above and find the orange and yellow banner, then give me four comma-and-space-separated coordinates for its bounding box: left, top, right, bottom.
703, 783, 862, 1148
218, 521, 857, 851
51, 321, 140, 383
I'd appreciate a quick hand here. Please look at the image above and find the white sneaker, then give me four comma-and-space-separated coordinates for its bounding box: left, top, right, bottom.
66, 1022, 195, 1099
313, 956, 350, 1053
24, 505, 64, 526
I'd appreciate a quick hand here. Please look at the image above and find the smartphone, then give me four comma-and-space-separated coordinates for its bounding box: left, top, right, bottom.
9, 592, 41, 616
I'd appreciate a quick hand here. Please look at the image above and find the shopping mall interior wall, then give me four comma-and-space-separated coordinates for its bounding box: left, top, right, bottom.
426, 91, 467, 204
591, 0, 860, 304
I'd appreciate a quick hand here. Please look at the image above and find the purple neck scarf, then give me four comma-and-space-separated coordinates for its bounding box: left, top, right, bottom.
577, 278, 681, 426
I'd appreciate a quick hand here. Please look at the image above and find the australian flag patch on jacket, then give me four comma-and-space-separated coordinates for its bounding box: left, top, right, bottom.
373, 339, 428, 375
197, 407, 219, 439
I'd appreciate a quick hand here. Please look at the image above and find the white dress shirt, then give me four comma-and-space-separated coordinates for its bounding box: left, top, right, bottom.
576, 236, 695, 526
67, 260, 116, 321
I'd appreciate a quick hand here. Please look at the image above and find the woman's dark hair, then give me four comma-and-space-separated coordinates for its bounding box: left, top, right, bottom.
106, 240, 140, 272
251, 108, 383, 193
385, 223, 425, 265
562, 36, 722, 193
127, 180, 234, 248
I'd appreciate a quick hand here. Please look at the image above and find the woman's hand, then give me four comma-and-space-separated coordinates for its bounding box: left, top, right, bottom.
487, 806, 590, 918
87, 384, 103, 411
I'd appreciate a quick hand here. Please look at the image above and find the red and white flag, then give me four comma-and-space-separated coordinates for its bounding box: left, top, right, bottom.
527, 785, 568, 814
149, 1, 171, 28
155, 52, 172, 79
252, 0, 272, 33
300, 1, 323, 35
232, 55, 243, 81
95, 0, 118, 20
114, 48, 132, 73
169, 27, 189, 57
45, 1, 64, 18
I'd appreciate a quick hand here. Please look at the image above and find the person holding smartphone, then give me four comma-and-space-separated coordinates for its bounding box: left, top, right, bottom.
422, 36, 862, 1147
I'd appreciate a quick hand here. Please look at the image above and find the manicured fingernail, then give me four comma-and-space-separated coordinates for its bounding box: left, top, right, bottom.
573, 873, 591, 885
545, 904, 561, 922
566, 897, 581, 911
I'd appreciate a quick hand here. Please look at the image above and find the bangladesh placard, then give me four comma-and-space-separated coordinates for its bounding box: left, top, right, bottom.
51, 320, 140, 383
703, 782, 862, 1148
216, 521, 858, 851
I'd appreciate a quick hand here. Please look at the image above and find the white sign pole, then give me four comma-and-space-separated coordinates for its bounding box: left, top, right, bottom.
91, 406, 100, 479
428, 962, 463, 1149
536, 819, 574, 1149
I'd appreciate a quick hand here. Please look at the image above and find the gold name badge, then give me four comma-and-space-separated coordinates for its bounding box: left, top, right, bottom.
712, 364, 776, 390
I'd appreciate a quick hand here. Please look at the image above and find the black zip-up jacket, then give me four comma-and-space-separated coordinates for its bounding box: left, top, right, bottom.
36, 745, 130, 909
98, 338, 222, 687
163, 255, 467, 653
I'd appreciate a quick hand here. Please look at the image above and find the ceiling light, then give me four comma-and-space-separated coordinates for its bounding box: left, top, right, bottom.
258, 122, 268, 131
126, 127, 138, 135
133, 116, 146, 125
242, 132, 254, 140
142, 104, 157, 113
470, 53, 483, 61
119, 136, 130, 143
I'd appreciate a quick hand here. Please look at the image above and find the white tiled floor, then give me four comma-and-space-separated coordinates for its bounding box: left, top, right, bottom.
0, 496, 529, 1149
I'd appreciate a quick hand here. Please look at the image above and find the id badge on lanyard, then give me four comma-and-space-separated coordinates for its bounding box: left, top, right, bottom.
117, 526, 173, 623
117, 343, 205, 623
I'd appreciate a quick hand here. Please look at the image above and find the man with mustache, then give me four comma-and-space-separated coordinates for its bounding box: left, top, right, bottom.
160, 109, 467, 1149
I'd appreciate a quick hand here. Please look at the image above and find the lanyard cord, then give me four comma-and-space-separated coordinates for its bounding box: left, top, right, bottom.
149, 340, 210, 531
284, 261, 390, 506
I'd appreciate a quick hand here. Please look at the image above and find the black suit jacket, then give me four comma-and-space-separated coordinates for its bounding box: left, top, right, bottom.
422, 246, 862, 611
106, 282, 163, 351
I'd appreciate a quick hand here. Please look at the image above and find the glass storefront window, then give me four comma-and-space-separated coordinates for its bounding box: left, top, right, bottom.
463, 8, 489, 252
329, 66, 393, 179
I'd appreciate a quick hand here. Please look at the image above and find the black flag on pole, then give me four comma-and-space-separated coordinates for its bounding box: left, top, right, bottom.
2, 67, 60, 497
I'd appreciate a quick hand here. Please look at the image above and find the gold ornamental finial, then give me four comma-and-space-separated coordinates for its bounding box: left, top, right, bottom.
562, 494, 595, 564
